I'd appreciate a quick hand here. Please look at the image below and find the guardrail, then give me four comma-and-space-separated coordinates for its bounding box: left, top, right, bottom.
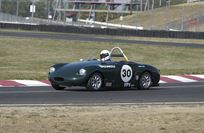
78, 19, 144, 30
0, 22, 203, 39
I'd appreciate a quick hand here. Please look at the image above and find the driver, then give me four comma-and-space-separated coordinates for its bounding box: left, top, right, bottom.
100, 50, 111, 61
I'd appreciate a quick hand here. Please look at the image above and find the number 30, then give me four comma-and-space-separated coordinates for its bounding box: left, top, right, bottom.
121, 65, 132, 82
122, 69, 131, 78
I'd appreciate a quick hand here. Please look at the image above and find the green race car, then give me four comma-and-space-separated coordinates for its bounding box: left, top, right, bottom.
48, 47, 160, 90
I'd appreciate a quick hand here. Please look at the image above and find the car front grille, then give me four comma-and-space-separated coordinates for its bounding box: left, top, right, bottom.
54, 77, 64, 82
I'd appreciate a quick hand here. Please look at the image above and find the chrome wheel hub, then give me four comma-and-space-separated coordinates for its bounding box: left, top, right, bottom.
141, 74, 151, 89
91, 75, 102, 90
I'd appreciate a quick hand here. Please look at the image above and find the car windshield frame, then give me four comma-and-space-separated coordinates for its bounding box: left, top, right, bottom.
110, 47, 129, 62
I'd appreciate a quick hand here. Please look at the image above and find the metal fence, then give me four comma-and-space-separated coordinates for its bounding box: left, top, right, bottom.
0, 12, 29, 23
0, 12, 107, 29
164, 12, 204, 31
0, 12, 81, 26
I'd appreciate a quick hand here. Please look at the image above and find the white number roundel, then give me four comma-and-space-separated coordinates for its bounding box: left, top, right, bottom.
121, 65, 132, 82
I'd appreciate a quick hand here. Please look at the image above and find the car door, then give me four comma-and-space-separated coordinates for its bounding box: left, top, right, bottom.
99, 61, 118, 88
114, 61, 135, 88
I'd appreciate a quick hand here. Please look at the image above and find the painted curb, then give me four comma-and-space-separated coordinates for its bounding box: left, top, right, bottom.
0, 75, 204, 87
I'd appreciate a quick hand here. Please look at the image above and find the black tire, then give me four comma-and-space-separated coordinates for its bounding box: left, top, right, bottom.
86, 73, 103, 91
137, 72, 152, 90
51, 84, 65, 90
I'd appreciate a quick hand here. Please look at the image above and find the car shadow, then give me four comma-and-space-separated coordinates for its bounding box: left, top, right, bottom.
61, 87, 164, 92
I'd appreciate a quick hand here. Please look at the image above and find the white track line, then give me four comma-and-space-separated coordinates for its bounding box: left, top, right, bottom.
163, 75, 197, 82
13, 80, 50, 87
159, 80, 167, 84
191, 75, 204, 79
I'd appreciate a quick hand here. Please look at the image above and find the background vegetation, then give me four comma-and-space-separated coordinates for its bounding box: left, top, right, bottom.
1, 0, 50, 19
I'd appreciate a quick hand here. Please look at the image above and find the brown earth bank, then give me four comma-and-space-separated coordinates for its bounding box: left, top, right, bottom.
0, 105, 204, 133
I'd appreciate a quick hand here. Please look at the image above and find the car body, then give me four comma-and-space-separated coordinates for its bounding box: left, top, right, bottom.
48, 47, 160, 90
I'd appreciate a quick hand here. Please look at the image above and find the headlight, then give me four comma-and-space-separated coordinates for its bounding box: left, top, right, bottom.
49, 67, 55, 73
79, 68, 86, 76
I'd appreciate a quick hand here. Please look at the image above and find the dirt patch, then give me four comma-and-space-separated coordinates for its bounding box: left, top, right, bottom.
0, 105, 204, 133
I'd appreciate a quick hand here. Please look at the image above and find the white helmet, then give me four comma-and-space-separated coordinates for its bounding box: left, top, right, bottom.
100, 50, 110, 61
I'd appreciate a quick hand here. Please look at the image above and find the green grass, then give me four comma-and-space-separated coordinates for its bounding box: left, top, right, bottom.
112, 36, 204, 45
0, 36, 204, 80
111, 2, 204, 31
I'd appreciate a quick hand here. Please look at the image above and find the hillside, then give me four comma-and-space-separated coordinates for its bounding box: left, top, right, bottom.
111, 2, 204, 31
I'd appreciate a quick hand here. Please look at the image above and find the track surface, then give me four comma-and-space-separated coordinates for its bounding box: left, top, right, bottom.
0, 30, 204, 48
0, 82, 204, 104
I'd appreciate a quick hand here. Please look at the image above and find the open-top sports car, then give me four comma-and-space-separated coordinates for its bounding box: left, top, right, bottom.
48, 47, 160, 90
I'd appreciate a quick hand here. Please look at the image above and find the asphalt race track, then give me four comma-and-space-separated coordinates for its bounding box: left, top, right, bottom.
0, 82, 204, 104
0, 30, 204, 48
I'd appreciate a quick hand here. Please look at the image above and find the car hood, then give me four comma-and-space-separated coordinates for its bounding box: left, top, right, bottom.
144, 64, 160, 72
52, 60, 100, 77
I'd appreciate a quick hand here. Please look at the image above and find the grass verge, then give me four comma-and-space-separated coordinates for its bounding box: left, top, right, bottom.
111, 36, 204, 45
0, 36, 204, 80
111, 2, 204, 31
0, 105, 204, 133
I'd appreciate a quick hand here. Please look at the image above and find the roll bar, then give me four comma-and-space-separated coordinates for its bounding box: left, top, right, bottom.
110, 47, 129, 61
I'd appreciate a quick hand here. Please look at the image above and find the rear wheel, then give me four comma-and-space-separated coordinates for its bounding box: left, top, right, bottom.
137, 72, 152, 90
87, 73, 103, 91
51, 84, 65, 90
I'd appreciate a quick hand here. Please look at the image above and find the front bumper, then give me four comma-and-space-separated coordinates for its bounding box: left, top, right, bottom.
151, 72, 160, 87
49, 76, 88, 87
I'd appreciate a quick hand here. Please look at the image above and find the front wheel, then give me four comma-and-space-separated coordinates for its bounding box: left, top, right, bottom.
51, 84, 65, 90
86, 73, 103, 91
137, 72, 152, 90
